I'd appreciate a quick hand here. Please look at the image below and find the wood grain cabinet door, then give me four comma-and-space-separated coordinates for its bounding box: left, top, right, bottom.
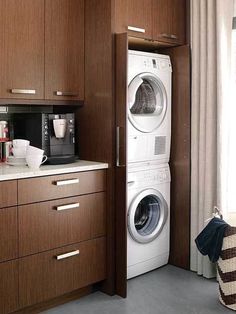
0, 0, 44, 99
0, 181, 17, 208
0, 207, 18, 263
0, 260, 19, 314
152, 0, 186, 45
19, 238, 106, 308
127, 0, 153, 39
45, 0, 84, 101
19, 193, 106, 256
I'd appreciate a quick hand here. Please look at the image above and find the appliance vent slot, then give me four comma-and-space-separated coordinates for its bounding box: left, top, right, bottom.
154, 136, 166, 155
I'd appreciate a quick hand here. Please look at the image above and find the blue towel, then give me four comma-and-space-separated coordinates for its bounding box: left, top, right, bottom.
195, 217, 229, 263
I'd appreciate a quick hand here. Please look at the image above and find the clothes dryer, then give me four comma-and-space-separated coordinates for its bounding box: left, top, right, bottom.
128, 50, 172, 165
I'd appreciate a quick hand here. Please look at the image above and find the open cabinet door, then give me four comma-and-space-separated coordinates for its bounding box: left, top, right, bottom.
115, 33, 128, 298
163, 45, 191, 269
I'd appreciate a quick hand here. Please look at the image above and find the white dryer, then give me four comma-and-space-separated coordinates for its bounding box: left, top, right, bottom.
128, 50, 172, 165
127, 164, 170, 279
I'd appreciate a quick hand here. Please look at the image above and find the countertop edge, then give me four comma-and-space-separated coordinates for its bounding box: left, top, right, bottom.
0, 160, 109, 181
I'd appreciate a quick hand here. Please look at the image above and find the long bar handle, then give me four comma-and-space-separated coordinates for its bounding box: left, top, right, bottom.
116, 126, 126, 167
55, 202, 80, 211
56, 250, 80, 260
55, 91, 78, 97
160, 33, 178, 40
128, 26, 145, 33
10, 89, 36, 95
54, 178, 79, 186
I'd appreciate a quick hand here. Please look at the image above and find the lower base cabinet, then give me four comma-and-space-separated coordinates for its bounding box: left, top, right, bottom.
0, 260, 18, 314
19, 237, 106, 308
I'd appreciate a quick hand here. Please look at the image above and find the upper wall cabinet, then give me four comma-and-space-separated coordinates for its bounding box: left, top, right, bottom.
0, 0, 44, 100
115, 0, 186, 46
127, 0, 153, 39
0, 0, 84, 103
45, 0, 84, 101
152, 0, 186, 45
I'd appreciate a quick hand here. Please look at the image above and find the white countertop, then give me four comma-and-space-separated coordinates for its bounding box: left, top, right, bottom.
0, 160, 109, 181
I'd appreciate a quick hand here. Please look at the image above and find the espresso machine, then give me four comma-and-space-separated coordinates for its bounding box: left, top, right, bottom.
12, 113, 76, 164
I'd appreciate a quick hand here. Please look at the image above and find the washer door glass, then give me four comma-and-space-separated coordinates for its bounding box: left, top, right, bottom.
128, 189, 168, 244
128, 73, 167, 133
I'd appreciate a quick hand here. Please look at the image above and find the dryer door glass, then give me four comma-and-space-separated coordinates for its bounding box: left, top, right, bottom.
128, 73, 167, 133
128, 189, 168, 244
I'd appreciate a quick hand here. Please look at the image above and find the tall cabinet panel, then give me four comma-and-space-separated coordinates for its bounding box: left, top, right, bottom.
45, 0, 84, 101
0, 0, 44, 99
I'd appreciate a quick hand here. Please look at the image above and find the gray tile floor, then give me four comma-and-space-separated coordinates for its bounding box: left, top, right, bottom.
43, 265, 231, 314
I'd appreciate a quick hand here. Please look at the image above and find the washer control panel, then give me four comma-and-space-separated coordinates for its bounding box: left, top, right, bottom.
128, 166, 171, 188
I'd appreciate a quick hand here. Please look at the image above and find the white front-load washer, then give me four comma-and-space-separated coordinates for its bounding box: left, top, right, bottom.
128, 50, 172, 165
127, 163, 170, 279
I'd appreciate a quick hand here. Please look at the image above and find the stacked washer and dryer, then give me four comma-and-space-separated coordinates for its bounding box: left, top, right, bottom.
127, 50, 172, 279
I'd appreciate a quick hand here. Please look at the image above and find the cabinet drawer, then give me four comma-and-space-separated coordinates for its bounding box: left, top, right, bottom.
0, 181, 17, 208
18, 170, 106, 204
0, 260, 18, 314
19, 193, 106, 256
19, 237, 106, 308
0, 207, 18, 262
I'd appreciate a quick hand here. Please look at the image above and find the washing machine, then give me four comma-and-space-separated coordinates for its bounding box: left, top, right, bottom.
128, 50, 172, 165
127, 163, 170, 279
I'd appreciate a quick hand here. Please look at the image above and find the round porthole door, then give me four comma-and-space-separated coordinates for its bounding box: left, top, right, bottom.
128, 189, 168, 244
128, 72, 167, 133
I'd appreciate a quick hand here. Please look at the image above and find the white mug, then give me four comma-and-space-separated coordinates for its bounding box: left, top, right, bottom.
13, 139, 30, 147
26, 154, 47, 169
12, 146, 27, 158
27, 145, 44, 155
53, 119, 67, 138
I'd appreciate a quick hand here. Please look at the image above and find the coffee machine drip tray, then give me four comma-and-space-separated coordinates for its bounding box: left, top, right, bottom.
47, 155, 76, 165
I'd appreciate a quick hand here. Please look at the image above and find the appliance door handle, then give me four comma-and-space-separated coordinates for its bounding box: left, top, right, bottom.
10, 89, 36, 95
55, 202, 80, 211
116, 126, 126, 167
128, 76, 143, 108
128, 26, 145, 33
55, 91, 79, 97
56, 250, 80, 260
54, 178, 79, 186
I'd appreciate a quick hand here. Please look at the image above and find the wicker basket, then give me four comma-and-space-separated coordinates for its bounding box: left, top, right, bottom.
218, 226, 236, 311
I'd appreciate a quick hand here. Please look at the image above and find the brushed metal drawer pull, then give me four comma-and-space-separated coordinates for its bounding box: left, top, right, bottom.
55, 178, 79, 186
10, 89, 36, 95
55, 202, 80, 211
128, 26, 145, 33
55, 91, 78, 97
160, 33, 178, 40
56, 250, 80, 260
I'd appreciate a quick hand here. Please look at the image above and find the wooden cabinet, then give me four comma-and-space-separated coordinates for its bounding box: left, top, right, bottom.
45, 0, 84, 101
127, 0, 153, 39
0, 0, 84, 103
18, 170, 106, 204
0, 181, 17, 208
0, 169, 107, 312
19, 193, 106, 256
0, 0, 44, 100
115, 0, 186, 46
19, 238, 106, 308
0, 260, 18, 314
152, 0, 186, 45
0, 207, 18, 262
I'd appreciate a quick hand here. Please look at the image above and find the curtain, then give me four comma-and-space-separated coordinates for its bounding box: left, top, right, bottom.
190, 0, 234, 278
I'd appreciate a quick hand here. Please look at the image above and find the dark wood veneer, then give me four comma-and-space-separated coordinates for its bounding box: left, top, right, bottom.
19, 193, 106, 256
18, 170, 106, 204
0, 207, 18, 263
0, 181, 17, 208
19, 237, 106, 308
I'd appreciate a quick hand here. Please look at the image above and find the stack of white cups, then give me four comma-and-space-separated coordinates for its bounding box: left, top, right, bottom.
12, 139, 47, 169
